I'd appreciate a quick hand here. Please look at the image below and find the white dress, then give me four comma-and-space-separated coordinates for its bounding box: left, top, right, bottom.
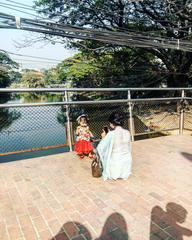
97, 126, 132, 180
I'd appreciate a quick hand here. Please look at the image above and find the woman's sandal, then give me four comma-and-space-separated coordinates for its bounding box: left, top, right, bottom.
79, 155, 84, 159
88, 154, 94, 159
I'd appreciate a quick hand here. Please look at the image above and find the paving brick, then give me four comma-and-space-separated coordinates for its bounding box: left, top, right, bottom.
53, 231, 69, 240
7, 225, 22, 240
0, 135, 192, 240
28, 206, 41, 219
22, 228, 38, 240
62, 221, 80, 238
19, 215, 33, 228
47, 218, 61, 235
33, 216, 48, 233
38, 229, 52, 240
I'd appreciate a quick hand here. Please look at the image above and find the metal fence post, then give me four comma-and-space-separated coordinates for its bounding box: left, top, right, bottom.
128, 90, 134, 141
64, 90, 73, 151
179, 90, 185, 134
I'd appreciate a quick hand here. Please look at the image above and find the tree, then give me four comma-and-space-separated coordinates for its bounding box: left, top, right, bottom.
20, 70, 45, 88
45, 50, 166, 99
0, 52, 20, 131
0, 51, 18, 89
44, 68, 62, 85
35, 0, 192, 88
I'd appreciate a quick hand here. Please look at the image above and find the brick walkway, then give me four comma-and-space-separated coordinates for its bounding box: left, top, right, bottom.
0, 135, 192, 240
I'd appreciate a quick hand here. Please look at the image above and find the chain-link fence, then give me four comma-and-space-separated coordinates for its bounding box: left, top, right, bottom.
184, 99, 192, 132
132, 100, 180, 138
0, 88, 192, 155
69, 100, 182, 142
0, 105, 67, 154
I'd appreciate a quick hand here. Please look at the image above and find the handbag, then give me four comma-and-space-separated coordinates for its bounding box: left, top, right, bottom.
91, 150, 103, 178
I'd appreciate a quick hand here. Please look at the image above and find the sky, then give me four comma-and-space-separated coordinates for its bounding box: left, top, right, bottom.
0, 0, 76, 70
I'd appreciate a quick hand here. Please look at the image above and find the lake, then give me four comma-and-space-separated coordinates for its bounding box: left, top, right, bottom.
0, 93, 130, 156
0, 94, 67, 155
1, 92, 160, 157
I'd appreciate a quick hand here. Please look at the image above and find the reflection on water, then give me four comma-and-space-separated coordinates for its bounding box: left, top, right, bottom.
0, 94, 66, 154
0, 93, 129, 154
16, 93, 63, 103
0, 93, 21, 131
0, 92, 170, 154
0, 108, 21, 131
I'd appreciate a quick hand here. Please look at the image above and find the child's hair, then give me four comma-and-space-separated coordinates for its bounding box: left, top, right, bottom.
77, 114, 89, 124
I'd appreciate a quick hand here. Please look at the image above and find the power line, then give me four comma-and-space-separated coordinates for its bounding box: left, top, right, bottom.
0, 50, 62, 62
0, 4, 41, 18
0, 2, 36, 12
1, 0, 192, 35
0, 1, 56, 21
1, 12, 192, 52
2, 0, 36, 9
13, 59, 60, 64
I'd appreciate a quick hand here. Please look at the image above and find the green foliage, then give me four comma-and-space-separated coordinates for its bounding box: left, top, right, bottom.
0, 52, 21, 131
0, 52, 18, 68
44, 68, 62, 85
0, 52, 19, 88
45, 50, 164, 96
0, 67, 10, 88
35, 0, 192, 87
20, 70, 45, 88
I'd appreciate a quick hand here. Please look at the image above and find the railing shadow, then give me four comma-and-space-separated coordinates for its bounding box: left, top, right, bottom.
150, 202, 192, 240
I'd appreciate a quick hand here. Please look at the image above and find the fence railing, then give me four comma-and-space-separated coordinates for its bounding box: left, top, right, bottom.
0, 88, 192, 156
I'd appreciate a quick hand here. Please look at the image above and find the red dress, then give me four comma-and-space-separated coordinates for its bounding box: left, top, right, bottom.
75, 126, 93, 155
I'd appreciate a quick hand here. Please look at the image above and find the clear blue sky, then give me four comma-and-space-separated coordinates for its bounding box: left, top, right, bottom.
0, 0, 76, 70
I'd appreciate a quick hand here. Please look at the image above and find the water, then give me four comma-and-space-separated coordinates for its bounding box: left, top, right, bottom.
0, 94, 67, 155
0, 94, 128, 155
0, 93, 166, 157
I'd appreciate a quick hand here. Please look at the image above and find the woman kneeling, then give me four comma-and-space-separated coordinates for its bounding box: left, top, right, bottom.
97, 112, 132, 181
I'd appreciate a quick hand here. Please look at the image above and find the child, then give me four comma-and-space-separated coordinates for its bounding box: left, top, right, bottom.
75, 114, 94, 159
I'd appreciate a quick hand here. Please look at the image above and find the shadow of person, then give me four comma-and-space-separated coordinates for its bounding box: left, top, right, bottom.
96, 212, 129, 240
150, 202, 192, 240
181, 152, 192, 162
51, 221, 92, 240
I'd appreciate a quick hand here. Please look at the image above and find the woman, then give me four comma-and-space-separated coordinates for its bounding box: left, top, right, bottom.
97, 112, 132, 181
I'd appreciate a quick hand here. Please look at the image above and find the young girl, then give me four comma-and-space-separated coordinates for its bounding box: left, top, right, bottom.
75, 114, 94, 159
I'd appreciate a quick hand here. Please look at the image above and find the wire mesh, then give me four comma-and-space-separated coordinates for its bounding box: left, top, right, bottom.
184, 99, 192, 132
0, 105, 67, 154
70, 100, 180, 144
0, 99, 186, 155
70, 103, 130, 140
132, 100, 180, 136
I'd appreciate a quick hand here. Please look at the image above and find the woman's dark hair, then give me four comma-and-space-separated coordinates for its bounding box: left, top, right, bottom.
108, 112, 124, 126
